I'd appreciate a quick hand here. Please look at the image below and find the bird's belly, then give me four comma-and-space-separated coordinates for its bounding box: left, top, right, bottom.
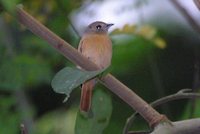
84, 44, 111, 68
81, 37, 112, 69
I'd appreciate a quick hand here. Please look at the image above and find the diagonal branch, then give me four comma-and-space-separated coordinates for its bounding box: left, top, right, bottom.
15, 5, 167, 127
170, 0, 200, 34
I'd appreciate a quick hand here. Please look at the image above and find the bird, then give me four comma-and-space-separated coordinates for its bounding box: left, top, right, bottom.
78, 21, 113, 112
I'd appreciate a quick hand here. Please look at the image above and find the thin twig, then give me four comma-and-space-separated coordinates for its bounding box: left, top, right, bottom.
170, 0, 200, 117
15, 5, 166, 127
0, 17, 15, 57
0, 16, 34, 133
123, 89, 200, 134
15, 90, 34, 134
56, 0, 81, 37
194, 0, 200, 11
170, 0, 200, 34
147, 52, 171, 116
66, 17, 80, 38
151, 89, 200, 107
190, 0, 200, 113
190, 60, 200, 117
20, 124, 28, 134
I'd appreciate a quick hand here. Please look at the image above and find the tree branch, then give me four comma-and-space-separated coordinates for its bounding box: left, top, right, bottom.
15, 5, 166, 127
194, 0, 200, 11
170, 0, 200, 34
151, 118, 200, 134
123, 89, 200, 134
151, 89, 200, 107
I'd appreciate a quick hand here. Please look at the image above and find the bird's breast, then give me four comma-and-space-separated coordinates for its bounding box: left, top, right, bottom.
79, 34, 112, 69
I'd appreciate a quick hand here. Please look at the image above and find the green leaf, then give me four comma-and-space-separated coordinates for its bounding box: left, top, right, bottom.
51, 67, 105, 97
75, 89, 112, 134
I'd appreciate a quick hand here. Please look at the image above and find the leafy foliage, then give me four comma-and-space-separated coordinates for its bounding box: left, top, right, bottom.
0, 96, 20, 134
51, 67, 105, 101
34, 108, 77, 134
0, 0, 20, 14
75, 89, 112, 134
111, 24, 166, 49
0, 54, 52, 90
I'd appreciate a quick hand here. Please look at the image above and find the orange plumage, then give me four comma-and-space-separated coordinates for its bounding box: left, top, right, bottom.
78, 21, 113, 112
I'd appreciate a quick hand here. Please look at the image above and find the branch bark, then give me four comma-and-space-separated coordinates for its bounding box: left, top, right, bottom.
15, 5, 166, 127
151, 118, 200, 134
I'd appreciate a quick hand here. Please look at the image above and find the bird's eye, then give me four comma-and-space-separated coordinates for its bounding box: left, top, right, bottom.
96, 25, 101, 29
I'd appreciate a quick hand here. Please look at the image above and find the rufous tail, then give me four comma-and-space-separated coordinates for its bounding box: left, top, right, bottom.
80, 79, 95, 112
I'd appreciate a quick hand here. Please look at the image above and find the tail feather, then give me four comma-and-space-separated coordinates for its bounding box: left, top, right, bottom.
80, 79, 95, 112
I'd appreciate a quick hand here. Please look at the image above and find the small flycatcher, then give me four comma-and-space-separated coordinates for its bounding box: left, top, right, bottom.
78, 21, 113, 112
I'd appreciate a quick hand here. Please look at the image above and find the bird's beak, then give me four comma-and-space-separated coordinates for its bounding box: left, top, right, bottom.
106, 23, 114, 28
